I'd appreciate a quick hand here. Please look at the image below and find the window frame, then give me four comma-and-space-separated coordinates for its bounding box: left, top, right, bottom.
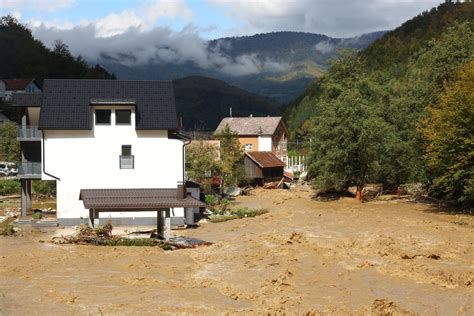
115, 109, 132, 125
245, 143, 253, 150
95, 109, 112, 125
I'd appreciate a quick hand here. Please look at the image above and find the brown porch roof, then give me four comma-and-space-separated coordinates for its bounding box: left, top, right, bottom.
245, 151, 285, 168
79, 188, 206, 209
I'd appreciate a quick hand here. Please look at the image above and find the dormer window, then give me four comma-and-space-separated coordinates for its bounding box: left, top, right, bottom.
116, 110, 131, 125
95, 109, 111, 125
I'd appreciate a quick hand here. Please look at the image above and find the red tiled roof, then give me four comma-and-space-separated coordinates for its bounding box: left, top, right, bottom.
3, 79, 36, 91
79, 188, 206, 209
245, 151, 285, 168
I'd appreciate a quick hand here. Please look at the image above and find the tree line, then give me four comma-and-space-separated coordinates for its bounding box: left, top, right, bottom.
287, 15, 473, 205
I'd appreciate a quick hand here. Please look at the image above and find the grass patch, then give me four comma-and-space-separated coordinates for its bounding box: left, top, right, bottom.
209, 207, 268, 223
0, 223, 15, 236
32, 212, 43, 220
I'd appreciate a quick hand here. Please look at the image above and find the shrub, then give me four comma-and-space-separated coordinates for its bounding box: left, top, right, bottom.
0, 224, 15, 236
32, 180, 56, 196
32, 212, 43, 220
0, 179, 20, 195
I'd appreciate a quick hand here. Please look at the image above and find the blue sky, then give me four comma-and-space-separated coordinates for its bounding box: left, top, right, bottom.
1, 0, 442, 39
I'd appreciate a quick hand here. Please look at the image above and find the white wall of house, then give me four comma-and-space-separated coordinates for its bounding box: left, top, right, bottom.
258, 135, 272, 151
42, 106, 185, 223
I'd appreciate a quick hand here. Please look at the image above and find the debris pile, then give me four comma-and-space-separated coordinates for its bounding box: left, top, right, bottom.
52, 221, 213, 250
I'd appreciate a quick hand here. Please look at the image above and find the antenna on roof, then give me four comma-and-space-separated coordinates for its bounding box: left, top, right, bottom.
229, 107, 232, 117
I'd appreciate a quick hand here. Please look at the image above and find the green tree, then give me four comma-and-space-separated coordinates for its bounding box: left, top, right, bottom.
308, 50, 390, 196
215, 125, 245, 190
419, 60, 474, 204
185, 141, 220, 192
0, 122, 20, 162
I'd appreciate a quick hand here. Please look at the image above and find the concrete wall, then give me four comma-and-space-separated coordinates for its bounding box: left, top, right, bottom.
42, 105, 185, 223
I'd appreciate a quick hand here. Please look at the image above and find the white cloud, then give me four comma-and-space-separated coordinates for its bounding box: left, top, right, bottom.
1, 0, 74, 12
31, 22, 288, 76
208, 0, 442, 37
92, 11, 144, 38
314, 41, 335, 54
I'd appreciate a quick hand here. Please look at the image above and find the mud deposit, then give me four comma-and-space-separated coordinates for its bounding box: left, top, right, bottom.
1, 188, 473, 314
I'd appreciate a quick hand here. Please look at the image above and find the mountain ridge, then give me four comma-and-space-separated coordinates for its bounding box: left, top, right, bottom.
100, 30, 386, 104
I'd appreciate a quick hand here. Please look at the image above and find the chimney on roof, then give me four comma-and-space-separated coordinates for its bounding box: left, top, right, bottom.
229, 107, 232, 117
177, 182, 186, 199
249, 114, 253, 117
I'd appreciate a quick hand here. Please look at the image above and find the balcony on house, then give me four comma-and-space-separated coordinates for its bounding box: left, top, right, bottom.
17, 125, 42, 141
120, 155, 134, 169
17, 161, 42, 179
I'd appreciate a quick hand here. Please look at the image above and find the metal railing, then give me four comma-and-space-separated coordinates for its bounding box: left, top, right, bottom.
120, 155, 134, 169
18, 161, 42, 176
17, 125, 42, 139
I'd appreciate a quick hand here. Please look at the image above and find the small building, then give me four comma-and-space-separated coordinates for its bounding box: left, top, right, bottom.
244, 151, 285, 185
3, 79, 41, 101
214, 116, 288, 164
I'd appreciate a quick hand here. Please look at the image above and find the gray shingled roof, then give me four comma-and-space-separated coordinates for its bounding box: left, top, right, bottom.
38, 79, 177, 130
214, 116, 283, 136
79, 188, 206, 209
12, 93, 42, 107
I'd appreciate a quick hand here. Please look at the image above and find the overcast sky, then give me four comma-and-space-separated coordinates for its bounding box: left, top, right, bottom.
0, 0, 444, 74
1, 0, 443, 39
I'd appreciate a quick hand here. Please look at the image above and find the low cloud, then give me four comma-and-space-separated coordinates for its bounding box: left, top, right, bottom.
32, 23, 288, 76
314, 41, 335, 54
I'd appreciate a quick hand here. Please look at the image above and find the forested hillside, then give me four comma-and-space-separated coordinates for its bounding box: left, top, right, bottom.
174, 76, 280, 130
0, 16, 115, 84
102, 31, 385, 104
285, 2, 474, 204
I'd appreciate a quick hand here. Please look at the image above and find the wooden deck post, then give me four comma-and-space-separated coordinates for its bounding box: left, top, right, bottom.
157, 210, 163, 239
165, 209, 171, 241
89, 209, 94, 227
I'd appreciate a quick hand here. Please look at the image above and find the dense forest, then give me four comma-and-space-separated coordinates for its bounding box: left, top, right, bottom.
285, 2, 474, 205
174, 76, 280, 130
0, 16, 115, 84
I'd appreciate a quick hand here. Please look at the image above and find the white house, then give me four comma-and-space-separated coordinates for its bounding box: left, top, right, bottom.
13, 79, 204, 237
3, 79, 41, 101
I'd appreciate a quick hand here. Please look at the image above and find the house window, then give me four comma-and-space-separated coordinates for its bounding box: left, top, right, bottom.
116, 110, 131, 125
245, 144, 253, 150
120, 145, 134, 169
95, 110, 111, 125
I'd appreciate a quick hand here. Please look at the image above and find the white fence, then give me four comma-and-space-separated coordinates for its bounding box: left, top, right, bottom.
286, 156, 307, 173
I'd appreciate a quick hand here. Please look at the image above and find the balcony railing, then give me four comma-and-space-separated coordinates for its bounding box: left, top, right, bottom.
120, 155, 134, 169
18, 161, 42, 178
17, 125, 42, 140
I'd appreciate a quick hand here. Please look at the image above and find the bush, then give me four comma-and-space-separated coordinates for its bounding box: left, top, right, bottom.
0, 179, 20, 195
209, 207, 268, 223
32, 180, 56, 196
32, 212, 43, 220
0, 223, 15, 236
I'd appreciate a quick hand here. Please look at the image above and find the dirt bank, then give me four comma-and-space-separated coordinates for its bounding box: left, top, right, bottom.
0, 188, 472, 314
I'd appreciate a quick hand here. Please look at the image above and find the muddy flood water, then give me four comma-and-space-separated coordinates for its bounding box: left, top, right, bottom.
1, 188, 473, 315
